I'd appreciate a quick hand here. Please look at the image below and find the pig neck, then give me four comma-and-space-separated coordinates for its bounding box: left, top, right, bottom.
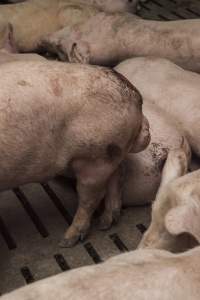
113, 17, 150, 57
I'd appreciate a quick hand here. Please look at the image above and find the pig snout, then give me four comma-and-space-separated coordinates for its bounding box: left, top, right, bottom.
129, 115, 150, 153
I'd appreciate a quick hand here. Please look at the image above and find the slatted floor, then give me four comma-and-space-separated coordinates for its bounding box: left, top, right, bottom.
0, 0, 200, 296
138, 0, 200, 19
0, 180, 150, 294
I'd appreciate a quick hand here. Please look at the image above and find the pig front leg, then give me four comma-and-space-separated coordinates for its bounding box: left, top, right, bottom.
60, 158, 117, 248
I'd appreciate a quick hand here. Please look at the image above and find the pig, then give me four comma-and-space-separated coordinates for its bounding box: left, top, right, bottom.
1, 0, 140, 12
114, 57, 200, 252
0, 60, 149, 247
0, 0, 141, 52
0, 23, 45, 63
2, 246, 200, 300
0, 1, 100, 52
98, 102, 191, 229
99, 59, 194, 228
115, 57, 200, 157
138, 148, 200, 252
43, 12, 200, 72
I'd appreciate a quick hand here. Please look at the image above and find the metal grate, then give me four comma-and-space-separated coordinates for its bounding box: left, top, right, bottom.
0, 0, 200, 296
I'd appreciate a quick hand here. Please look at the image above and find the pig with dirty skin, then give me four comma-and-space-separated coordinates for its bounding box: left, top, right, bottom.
115, 57, 200, 157
99, 55, 200, 229
114, 57, 200, 252
0, 0, 140, 52
45, 11, 200, 72
0, 60, 149, 247
98, 101, 191, 230
0, 1, 100, 52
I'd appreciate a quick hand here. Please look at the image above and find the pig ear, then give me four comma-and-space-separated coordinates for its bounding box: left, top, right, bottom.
0, 23, 17, 53
165, 200, 200, 243
68, 41, 90, 64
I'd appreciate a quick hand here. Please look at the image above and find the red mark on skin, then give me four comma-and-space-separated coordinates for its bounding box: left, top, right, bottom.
50, 78, 63, 97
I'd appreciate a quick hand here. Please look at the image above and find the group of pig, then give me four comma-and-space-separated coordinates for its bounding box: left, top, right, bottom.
1, 0, 200, 299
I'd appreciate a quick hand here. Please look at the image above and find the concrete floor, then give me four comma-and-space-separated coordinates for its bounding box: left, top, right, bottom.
0, 0, 200, 296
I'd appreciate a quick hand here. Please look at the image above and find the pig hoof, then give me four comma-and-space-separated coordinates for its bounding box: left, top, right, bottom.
60, 228, 88, 248
98, 215, 113, 231
59, 236, 79, 248
98, 209, 121, 230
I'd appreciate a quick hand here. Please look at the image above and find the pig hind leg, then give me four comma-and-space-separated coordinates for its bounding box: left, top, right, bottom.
60, 158, 117, 248
98, 166, 123, 230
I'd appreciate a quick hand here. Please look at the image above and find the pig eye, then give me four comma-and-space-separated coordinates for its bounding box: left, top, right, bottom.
128, 0, 133, 2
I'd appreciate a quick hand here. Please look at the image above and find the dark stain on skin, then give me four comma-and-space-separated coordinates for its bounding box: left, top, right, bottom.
150, 143, 168, 172
17, 80, 32, 87
112, 69, 143, 108
171, 38, 182, 51
50, 78, 63, 97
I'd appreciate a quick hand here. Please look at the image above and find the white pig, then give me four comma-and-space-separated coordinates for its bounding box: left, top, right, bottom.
115, 57, 200, 157
0, 0, 141, 52
98, 102, 191, 229
0, 60, 150, 247
0, 1, 100, 52
2, 246, 200, 300
44, 12, 200, 72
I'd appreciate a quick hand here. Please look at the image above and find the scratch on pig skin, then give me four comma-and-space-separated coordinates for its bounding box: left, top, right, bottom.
50, 78, 63, 97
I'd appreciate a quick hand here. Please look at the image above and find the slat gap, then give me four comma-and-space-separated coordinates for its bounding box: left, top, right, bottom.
109, 233, 128, 252
84, 242, 102, 264
13, 187, 49, 238
54, 254, 71, 271
41, 183, 73, 225
0, 215, 17, 250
